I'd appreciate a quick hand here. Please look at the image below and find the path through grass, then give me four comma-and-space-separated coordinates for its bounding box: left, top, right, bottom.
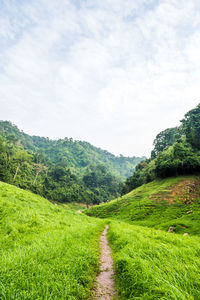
93, 225, 116, 299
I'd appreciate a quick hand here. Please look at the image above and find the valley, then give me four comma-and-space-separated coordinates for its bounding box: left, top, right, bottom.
1, 176, 200, 299
1, 104, 200, 299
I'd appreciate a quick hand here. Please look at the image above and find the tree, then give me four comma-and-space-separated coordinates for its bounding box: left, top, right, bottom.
0, 138, 9, 181
32, 163, 48, 185
151, 127, 181, 158
181, 103, 200, 149
13, 151, 32, 180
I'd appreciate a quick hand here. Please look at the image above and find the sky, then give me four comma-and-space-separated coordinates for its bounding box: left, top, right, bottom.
0, 0, 200, 157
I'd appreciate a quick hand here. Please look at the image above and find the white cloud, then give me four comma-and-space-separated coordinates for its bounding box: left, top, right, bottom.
0, 0, 200, 156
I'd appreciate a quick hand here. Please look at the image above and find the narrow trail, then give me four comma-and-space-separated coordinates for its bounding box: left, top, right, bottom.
93, 225, 116, 300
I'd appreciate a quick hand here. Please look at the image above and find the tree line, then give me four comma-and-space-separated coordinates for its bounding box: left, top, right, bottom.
122, 104, 200, 194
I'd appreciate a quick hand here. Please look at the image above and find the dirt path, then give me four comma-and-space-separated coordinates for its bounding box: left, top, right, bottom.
93, 225, 116, 300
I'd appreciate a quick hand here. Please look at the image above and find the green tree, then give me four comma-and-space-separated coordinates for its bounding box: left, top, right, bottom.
13, 150, 32, 180
181, 103, 200, 149
0, 138, 9, 181
151, 127, 181, 158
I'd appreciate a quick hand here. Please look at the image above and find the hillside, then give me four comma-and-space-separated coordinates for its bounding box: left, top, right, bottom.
83, 103, 200, 298
86, 175, 200, 235
0, 180, 105, 299
1, 105, 200, 299
0, 121, 144, 179
2, 180, 200, 299
0, 120, 144, 204
107, 221, 200, 299
122, 104, 200, 194
85, 176, 200, 298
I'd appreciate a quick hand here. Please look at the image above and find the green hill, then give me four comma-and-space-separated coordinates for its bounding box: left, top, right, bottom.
1, 178, 200, 299
84, 103, 200, 299
0, 121, 144, 179
86, 176, 200, 299
0, 120, 144, 204
0, 180, 104, 299
122, 104, 200, 194
86, 175, 200, 235
2, 104, 200, 299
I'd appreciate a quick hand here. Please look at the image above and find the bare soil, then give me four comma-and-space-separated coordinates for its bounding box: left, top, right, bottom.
93, 225, 116, 300
150, 178, 200, 204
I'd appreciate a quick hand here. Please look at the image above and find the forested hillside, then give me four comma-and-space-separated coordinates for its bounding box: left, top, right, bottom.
122, 104, 200, 194
0, 121, 144, 204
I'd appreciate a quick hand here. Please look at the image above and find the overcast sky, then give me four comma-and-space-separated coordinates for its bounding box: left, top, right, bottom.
0, 0, 200, 157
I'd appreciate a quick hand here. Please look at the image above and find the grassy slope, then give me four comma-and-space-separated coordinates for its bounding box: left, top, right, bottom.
86, 175, 200, 235
108, 221, 200, 300
0, 181, 105, 299
86, 175, 200, 299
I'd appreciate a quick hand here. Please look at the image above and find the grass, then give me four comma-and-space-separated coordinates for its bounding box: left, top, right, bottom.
0, 181, 105, 299
86, 176, 200, 235
2, 175, 200, 299
59, 202, 87, 212
108, 220, 200, 299
85, 175, 200, 298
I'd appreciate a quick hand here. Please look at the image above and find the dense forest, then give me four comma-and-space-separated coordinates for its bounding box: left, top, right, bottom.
122, 104, 200, 194
0, 121, 144, 204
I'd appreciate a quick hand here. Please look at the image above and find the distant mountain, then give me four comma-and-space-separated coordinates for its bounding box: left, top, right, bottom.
0, 120, 145, 203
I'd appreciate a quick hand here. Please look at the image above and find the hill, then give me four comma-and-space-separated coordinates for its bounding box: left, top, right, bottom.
0, 180, 105, 299
84, 103, 200, 299
86, 176, 200, 298
0, 121, 144, 204
86, 175, 200, 235
2, 178, 200, 299
122, 104, 200, 194
2, 180, 200, 300
0, 121, 144, 179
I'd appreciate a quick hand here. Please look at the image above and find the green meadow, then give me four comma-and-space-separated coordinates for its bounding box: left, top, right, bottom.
86, 176, 200, 236
108, 221, 200, 299
0, 181, 104, 299
85, 175, 200, 298
1, 175, 200, 299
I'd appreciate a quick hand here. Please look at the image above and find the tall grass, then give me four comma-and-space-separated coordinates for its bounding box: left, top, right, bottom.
108, 221, 200, 299
0, 181, 104, 299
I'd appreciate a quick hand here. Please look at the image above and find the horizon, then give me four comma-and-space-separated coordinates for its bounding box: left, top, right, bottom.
1, 0, 200, 156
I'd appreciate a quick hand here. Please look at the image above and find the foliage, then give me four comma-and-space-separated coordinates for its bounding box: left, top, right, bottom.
0, 121, 144, 203
181, 103, 200, 150
122, 104, 200, 194
0, 121, 144, 179
0, 181, 105, 299
151, 127, 181, 158
121, 159, 156, 193
82, 164, 120, 202
155, 141, 200, 178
